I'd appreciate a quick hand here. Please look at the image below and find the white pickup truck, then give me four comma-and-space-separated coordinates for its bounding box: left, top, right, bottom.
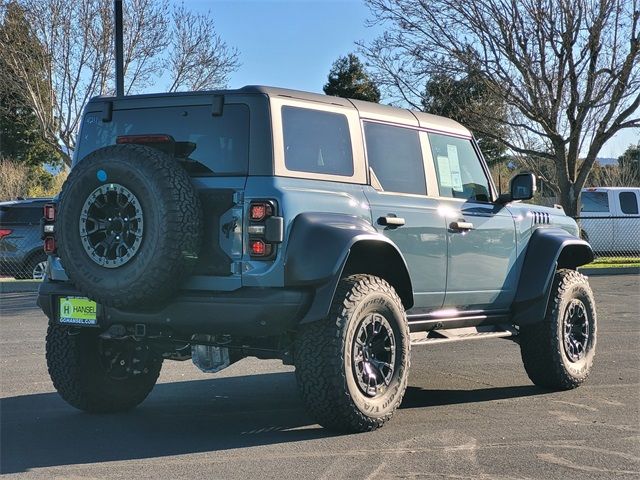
579, 187, 640, 254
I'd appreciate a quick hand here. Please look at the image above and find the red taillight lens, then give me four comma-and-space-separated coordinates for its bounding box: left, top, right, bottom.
250, 239, 266, 255
250, 239, 272, 257
0, 229, 13, 239
44, 236, 56, 254
250, 204, 266, 221
44, 203, 56, 221
250, 202, 273, 221
248, 200, 277, 258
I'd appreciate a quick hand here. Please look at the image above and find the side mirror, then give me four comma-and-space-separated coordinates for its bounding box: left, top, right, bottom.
498, 173, 537, 203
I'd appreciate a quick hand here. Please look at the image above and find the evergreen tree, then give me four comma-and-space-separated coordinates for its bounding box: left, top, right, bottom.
324, 54, 380, 103
0, 2, 62, 168
617, 143, 640, 185
422, 71, 508, 165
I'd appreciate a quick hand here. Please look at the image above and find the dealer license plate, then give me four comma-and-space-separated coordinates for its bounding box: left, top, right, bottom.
59, 297, 98, 325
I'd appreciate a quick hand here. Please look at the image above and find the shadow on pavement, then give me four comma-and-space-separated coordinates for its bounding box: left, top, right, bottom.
1, 372, 551, 473
401, 384, 548, 409
1, 372, 327, 474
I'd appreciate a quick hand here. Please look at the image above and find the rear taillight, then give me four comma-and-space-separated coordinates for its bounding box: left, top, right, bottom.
0, 229, 12, 239
250, 202, 273, 222
43, 203, 57, 254
44, 203, 56, 221
248, 200, 283, 258
250, 239, 271, 257
44, 236, 56, 254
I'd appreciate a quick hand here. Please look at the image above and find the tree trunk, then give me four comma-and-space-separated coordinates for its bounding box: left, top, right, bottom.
558, 181, 579, 217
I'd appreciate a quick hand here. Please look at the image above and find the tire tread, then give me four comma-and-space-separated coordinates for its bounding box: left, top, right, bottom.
520, 269, 596, 390
295, 274, 409, 432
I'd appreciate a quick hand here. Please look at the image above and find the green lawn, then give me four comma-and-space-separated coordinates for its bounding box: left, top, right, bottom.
584, 257, 640, 268
0, 277, 41, 282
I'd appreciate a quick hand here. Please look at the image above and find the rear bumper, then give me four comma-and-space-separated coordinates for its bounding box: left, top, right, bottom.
38, 280, 313, 336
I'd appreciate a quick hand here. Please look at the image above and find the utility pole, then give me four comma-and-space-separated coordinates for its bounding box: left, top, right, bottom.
114, 0, 124, 96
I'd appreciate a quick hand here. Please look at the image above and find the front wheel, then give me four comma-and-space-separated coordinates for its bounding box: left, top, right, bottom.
295, 274, 410, 433
519, 269, 597, 389
46, 325, 163, 412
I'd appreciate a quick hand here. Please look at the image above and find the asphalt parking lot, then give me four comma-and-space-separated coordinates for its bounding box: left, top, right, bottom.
1, 274, 638, 479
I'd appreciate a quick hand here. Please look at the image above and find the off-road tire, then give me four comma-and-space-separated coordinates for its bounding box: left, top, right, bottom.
519, 269, 596, 389
46, 325, 162, 413
56, 144, 201, 308
295, 274, 410, 433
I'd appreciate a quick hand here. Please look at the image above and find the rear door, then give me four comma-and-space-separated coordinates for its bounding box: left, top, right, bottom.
614, 190, 640, 253
362, 121, 447, 310
579, 190, 613, 253
425, 133, 517, 311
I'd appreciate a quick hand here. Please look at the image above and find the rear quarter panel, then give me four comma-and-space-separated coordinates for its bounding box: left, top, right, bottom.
241, 176, 371, 287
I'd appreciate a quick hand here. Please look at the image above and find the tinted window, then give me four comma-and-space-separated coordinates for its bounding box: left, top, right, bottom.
282, 106, 353, 176
619, 192, 639, 215
580, 192, 609, 212
77, 104, 250, 175
364, 122, 426, 195
428, 133, 491, 202
0, 206, 43, 225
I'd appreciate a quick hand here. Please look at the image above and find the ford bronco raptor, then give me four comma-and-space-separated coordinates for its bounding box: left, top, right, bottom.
38, 86, 596, 433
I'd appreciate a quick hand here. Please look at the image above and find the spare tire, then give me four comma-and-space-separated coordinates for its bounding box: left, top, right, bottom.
57, 144, 201, 308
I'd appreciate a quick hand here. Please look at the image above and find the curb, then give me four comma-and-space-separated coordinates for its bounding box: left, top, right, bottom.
0, 281, 41, 294
579, 266, 640, 276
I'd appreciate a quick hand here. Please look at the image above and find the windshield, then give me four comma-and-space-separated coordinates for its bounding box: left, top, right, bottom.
76, 104, 250, 176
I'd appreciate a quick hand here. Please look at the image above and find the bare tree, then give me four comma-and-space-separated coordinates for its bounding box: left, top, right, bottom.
0, 0, 239, 166
168, 4, 239, 92
362, 0, 640, 215
0, 158, 30, 201
588, 161, 640, 187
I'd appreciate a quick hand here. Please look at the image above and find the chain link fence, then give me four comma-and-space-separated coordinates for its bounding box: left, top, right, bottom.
0, 227, 46, 280
576, 216, 640, 264
1, 198, 49, 281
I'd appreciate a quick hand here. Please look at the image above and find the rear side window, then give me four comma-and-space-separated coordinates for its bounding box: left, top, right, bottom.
0, 206, 42, 224
282, 106, 353, 176
580, 192, 610, 213
77, 104, 250, 175
428, 133, 491, 202
364, 122, 426, 195
619, 192, 639, 214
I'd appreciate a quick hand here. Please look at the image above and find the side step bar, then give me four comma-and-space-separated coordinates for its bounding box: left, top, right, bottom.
410, 325, 518, 346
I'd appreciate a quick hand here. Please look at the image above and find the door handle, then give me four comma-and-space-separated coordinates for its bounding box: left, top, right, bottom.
378, 216, 405, 227
450, 221, 474, 231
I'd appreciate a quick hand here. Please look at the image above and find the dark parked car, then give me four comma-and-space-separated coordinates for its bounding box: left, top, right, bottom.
0, 198, 50, 280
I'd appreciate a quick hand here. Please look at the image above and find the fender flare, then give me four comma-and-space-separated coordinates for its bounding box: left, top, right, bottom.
284, 212, 413, 323
512, 228, 594, 326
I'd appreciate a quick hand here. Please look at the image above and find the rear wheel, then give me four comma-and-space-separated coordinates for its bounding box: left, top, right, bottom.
46, 325, 162, 412
519, 269, 597, 389
295, 275, 410, 432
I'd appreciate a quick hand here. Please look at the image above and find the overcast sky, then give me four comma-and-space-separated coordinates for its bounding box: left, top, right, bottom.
190, 0, 637, 158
